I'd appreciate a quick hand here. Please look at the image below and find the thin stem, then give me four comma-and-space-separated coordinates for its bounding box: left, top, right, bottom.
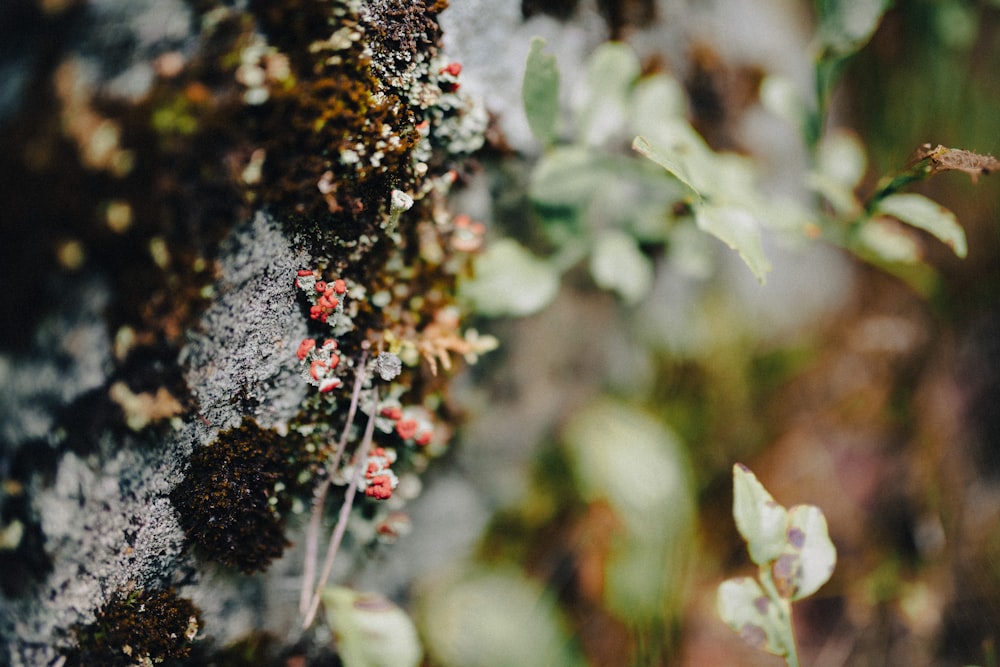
302, 385, 379, 629
759, 567, 800, 667
299, 353, 369, 616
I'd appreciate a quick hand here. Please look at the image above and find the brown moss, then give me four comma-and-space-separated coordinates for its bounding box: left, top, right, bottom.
65, 588, 201, 667
170, 418, 312, 573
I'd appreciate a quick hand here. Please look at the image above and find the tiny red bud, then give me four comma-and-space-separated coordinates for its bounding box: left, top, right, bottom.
297, 338, 316, 360
333, 279, 347, 295
380, 406, 402, 420
415, 431, 432, 447
319, 377, 341, 392
396, 419, 419, 440
441, 62, 462, 76
310, 360, 327, 381
315, 281, 327, 293
328, 354, 340, 369
298, 269, 314, 276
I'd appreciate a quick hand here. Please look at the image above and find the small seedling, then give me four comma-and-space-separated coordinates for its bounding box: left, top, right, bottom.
718, 464, 836, 667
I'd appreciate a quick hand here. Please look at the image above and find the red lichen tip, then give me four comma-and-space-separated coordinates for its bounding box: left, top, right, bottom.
296, 338, 316, 361
415, 431, 432, 447
297, 269, 314, 277
332, 279, 347, 295
396, 419, 419, 440
319, 377, 341, 392
315, 281, 327, 293
440, 62, 462, 76
380, 406, 402, 421
310, 360, 327, 381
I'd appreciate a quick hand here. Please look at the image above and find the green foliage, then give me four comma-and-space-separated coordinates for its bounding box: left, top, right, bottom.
418, 567, 584, 667
322, 587, 423, 667
562, 399, 695, 626
718, 464, 836, 667
523, 38, 560, 148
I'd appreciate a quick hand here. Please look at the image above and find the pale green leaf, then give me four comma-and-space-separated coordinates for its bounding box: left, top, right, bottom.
759, 75, 808, 132
584, 41, 640, 108
732, 464, 788, 566
771, 505, 837, 601
857, 218, 922, 263
875, 192, 967, 258
529, 146, 606, 207
322, 587, 423, 667
461, 239, 560, 317
695, 206, 772, 283
817, 0, 891, 56
817, 129, 867, 190
589, 230, 654, 304
717, 577, 786, 656
630, 74, 687, 137
523, 37, 560, 147
632, 135, 703, 201
418, 568, 584, 667
562, 400, 694, 621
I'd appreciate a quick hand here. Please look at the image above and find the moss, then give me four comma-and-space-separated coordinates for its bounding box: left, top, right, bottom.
65, 588, 201, 667
170, 418, 313, 573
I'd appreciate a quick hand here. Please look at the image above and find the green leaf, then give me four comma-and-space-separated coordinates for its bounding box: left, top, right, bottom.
856, 218, 921, 264
529, 146, 606, 207
584, 41, 640, 105
732, 464, 788, 566
418, 568, 585, 667
632, 135, 703, 201
322, 587, 423, 667
717, 577, 787, 656
695, 206, 772, 283
875, 193, 967, 258
589, 230, 654, 304
630, 74, 687, 137
816, 0, 890, 57
771, 505, 838, 601
461, 239, 560, 317
523, 37, 561, 147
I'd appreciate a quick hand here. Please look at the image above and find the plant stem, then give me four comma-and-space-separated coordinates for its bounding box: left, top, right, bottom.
302, 382, 378, 629
759, 567, 800, 667
299, 353, 369, 616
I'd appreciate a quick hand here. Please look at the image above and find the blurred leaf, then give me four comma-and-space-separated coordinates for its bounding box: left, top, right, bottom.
856, 217, 922, 264
817, 129, 867, 190
579, 42, 640, 147
630, 74, 687, 137
523, 37, 560, 148
816, 0, 890, 57
772, 505, 837, 601
632, 135, 704, 201
562, 399, 695, 622
695, 206, 772, 283
717, 577, 787, 656
732, 464, 788, 566
322, 587, 423, 667
529, 146, 607, 207
589, 230, 654, 304
461, 239, 560, 317
418, 568, 583, 667
760, 75, 808, 134
584, 41, 640, 105
875, 193, 967, 258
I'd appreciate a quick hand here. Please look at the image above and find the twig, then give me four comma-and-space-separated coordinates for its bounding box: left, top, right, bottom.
302, 384, 379, 629
298, 353, 369, 616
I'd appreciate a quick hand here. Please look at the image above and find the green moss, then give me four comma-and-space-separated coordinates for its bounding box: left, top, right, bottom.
170, 418, 313, 572
65, 588, 201, 667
